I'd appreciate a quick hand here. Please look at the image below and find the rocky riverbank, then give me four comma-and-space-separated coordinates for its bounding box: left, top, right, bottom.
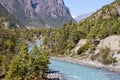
51, 57, 120, 74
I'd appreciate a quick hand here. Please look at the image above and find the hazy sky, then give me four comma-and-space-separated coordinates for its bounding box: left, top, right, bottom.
64, 0, 114, 17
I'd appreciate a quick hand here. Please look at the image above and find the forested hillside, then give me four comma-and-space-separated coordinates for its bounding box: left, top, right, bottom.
79, 0, 120, 39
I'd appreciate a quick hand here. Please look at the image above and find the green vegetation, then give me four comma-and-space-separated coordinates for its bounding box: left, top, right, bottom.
77, 42, 91, 55
5, 45, 49, 80
91, 46, 117, 65
0, 18, 49, 79
100, 47, 117, 65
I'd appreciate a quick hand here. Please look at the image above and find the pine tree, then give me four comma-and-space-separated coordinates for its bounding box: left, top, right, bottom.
5, 44, 49, 80
5, 44, 28, 80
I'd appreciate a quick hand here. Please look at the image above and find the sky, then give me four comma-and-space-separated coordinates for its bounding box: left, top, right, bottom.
64, 0, 114, 18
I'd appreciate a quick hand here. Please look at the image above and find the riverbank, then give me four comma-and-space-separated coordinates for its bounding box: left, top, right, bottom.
51, 57, 120, 74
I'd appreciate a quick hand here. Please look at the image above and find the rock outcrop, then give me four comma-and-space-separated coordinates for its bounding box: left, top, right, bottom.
95, 35, 120, 64
0, 3, 25, 28
98, 35, 120, 48
71, 35, 120, 65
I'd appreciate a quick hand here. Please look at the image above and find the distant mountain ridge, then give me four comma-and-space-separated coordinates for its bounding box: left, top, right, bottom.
75, 12, 93, 22
0, 0, 74, 28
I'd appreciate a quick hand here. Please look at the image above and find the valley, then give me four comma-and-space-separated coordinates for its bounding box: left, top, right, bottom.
0, 0, 120, 80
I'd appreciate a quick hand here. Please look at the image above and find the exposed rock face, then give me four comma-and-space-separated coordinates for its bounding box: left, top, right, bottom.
0, 3, 25, 28
71, 36, 120, 66
95, 35, 120, 54
95, 35, 120, 64
0, 0, 74, 28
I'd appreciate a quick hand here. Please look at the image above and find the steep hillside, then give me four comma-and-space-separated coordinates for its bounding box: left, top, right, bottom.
0, 0, 74, 28
87, 1, 120, 21
0, 3, 24, 29
79, 0, 120, 39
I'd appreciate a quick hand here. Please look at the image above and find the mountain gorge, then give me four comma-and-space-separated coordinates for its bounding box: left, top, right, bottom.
1, 0, 120, 79
0, 0, 74, 28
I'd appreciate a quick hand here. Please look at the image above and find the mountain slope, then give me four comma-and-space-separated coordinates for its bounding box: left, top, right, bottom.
78, 0, 120, 39
0, 0, 74, 28
87, 1, 120, 21
0, 3, 25, 28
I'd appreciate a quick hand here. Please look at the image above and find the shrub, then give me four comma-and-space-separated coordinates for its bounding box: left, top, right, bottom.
77, 42, 91, 55
101, 47, 117, 65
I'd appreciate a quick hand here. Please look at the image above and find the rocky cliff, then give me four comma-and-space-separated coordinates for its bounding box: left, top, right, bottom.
0, 3, 25, 28
0, 0, 74, 28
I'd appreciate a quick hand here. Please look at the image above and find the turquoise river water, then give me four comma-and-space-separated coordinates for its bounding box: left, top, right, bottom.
28, 41, 120, 80
49, 59, 120, 80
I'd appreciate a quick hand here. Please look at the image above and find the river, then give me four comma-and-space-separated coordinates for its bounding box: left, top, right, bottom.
28, 40, 42, 52
49, 59, 120, 80
28, 41, 120, 80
